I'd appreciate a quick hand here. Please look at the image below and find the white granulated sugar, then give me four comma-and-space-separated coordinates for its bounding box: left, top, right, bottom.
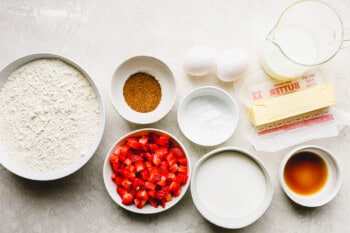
0, 59, 100, 173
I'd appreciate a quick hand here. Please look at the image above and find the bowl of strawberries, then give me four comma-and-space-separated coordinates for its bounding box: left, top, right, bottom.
103, 128, 191, 214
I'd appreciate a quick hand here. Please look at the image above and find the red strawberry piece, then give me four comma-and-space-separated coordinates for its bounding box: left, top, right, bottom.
121, 193, 134, 205
133, 198, 146, 208
136, 190, 149, 201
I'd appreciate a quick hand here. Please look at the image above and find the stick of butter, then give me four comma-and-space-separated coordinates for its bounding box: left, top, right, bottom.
248, 84, 336, 126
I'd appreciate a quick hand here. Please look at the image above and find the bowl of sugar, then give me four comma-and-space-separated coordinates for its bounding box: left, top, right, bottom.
110, 55, 176, 124
177, 86, 239, 146
0, 53, 105, 181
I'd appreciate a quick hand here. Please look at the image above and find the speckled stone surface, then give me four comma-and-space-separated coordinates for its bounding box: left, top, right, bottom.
1, 1, 350, 232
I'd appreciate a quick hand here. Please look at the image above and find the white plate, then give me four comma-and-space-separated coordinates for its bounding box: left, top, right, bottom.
191, 147, 273, 229
110, 55, 176, 124
0, 53, 105, 181
177, 86, 238, 146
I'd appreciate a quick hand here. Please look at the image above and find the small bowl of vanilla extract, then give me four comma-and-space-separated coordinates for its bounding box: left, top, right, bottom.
279, 145, 342, 207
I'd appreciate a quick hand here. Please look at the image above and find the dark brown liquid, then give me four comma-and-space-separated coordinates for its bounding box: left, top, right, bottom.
284, 151, 328, 195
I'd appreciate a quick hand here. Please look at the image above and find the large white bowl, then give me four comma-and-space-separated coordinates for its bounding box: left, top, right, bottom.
110, 55, 177, 124
103, 128, 191, 214
191, 147, 273, 229
0, 53, 105, 181
177, 86, 239, 146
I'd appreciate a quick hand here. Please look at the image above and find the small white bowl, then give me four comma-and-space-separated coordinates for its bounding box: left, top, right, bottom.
110, 55, 176, 124
103, 128, 191, 214
279, 145, 342, 207
0, 53, 105, 181
177, 86, 238, 146
191, 147, 273, 229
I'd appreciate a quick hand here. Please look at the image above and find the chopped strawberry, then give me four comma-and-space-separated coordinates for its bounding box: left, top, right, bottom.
155, 147, 168, 159
121, 193, 134, 205
166, 151, 175, 162
144, 161, 152, 168
134, 198, 146, 208
124, 158, 132, 166
144, 181, 156, 190
156, 135, 171, 147
171, 146, 185, 158
161, 199, 166, 208
164, 193, 173, 202
168, 159, 177, 167
126, 164, 135, 173
148, 143, 159, 152
114, 145, 129, 161
148, 189, 156, 198
127, 137, 143, 150
166, 173, 176, 181
140, 169, 150, 180
173, 187, 182, 197
130, 154, 143, 163
115, 176, 123, 186
152, 153, 161, 166
109, 132, 189, 209
144, 152, 153, 162
178, 165, 188, 173
170, 163, 179, 173
117, 186, 127, 197
156, 186, 170, 200
109, 154, 119, 163
169, 181, 181, 193
156, 175, 167, 186
149, 198, 159, 208
135, 161, 146, 172
132, 178, 145, 191
121, 179, 132, 190
123, 170, 136, 181
150, 173, 162, 183
138, 135, 149, 147
136, 190, 149, 201
158, 165, 169, 176
177, 157, 188, 165
111, 162, 120, 172
176, 173, 188, 184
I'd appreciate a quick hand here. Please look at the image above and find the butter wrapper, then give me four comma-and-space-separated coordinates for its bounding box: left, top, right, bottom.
239, 66, 350, 152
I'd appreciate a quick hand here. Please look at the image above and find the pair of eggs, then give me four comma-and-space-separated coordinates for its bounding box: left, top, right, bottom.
183, 46, 249, 82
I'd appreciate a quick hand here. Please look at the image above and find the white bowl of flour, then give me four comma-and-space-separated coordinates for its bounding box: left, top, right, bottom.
0, 53, 105, 180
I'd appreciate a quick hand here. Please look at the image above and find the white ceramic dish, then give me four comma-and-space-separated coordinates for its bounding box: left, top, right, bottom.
191, 147, 273, 229
0, 53, 105, 181
177, 86, 238, 146
279, 145, 342, 207
103, 128, 191, 214
110, 55, 176, 124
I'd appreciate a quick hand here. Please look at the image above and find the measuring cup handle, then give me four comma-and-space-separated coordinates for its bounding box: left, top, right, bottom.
341, 28, 350, 49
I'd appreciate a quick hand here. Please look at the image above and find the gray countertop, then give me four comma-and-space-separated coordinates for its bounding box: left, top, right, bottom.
1, 0, 350, 232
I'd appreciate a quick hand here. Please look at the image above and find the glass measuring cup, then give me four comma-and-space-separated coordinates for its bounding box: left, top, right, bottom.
260, 0, 344, 81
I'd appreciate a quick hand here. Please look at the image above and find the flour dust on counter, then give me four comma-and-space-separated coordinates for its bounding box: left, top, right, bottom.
0, 59, 100, 173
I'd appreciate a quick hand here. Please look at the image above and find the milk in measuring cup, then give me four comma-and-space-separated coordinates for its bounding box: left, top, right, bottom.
260, 25, 319, 81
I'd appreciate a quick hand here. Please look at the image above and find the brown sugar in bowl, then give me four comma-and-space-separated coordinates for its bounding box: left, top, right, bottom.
110, 55, 176, 124
123, 72, 162, 113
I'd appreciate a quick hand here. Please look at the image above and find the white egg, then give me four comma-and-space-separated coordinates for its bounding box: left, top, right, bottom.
216, 48, 249, 82
183, 46, 216, 76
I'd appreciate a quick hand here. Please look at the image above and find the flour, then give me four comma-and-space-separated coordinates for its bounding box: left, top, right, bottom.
0, 59, 100, 173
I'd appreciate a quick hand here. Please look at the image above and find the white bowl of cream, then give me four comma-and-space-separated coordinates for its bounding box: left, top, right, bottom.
191, 147, 273, 229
